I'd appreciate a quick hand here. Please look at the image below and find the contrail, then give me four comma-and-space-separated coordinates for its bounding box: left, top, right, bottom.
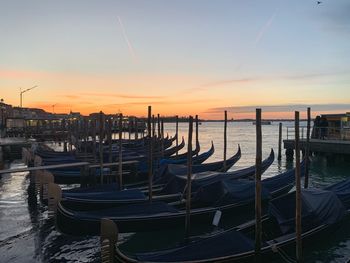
254, 11, 277, 46
117, 16, 138, 63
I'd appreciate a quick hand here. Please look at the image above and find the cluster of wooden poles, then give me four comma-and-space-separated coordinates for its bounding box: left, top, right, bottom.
4, 104, 314, 262
143, 106, 313, 263
255, 107, 311, 262
144, 105, 312, 262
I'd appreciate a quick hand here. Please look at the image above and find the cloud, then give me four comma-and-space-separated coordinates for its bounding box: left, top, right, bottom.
283, 72, 331, 80
199, 70, 348, 89
63, 95, 79, 99
201, 78, 258, 88
206, 103, 350, 114
104, 99, 212, 107
0, 69, 46, 79
80, 92, 166, 99
180, 87, 208, 94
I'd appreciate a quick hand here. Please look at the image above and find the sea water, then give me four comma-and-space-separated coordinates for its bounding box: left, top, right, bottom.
0, 121, 349, 262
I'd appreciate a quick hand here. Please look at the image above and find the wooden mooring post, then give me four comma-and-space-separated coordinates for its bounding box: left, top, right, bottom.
157, 113, 161, 139
152, 114, 156, 139
84, 119, 88, 161
135, 118, 138, 140
295, 111, 302, 262
92, 119, 97, 164
118, 114, 123, 190
161, 119, 164, 157
223, 111, 227, 170
148, 106, 153, 202
195, 115, 199, 157
255, 108, 262, 262
128, 117, 131, 141
185, 116, 193, 240
304, 107, 311, 188
108, 117, 113, 164
99, 111, 104, 184
278, 122, 282, 161
176, 115, 179, 156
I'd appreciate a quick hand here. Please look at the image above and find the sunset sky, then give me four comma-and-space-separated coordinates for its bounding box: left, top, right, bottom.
0, 0, 349, 119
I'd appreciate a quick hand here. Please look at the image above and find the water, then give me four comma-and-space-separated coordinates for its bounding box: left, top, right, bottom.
0, 121, 349, 262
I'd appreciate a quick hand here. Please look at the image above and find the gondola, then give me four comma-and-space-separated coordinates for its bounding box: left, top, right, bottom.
112, 177, 350, 262
47, 140, 213, 185
60, 146, 268, 198
56, 146, 242, 211
42, 139, 186, 184
164, 140, 200, 161
154, 147, 269, 187
159, 142, 215, 166
35, 134, 177, 162
101, 135, 174, 156
56, 144, 243, 210
55, 158, 298, 235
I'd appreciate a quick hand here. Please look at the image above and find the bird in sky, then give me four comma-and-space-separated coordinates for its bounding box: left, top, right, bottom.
317, 1, 322, 4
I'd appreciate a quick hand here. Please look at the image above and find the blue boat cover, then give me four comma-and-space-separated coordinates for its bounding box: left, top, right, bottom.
135, 228, 254, 261
160, 171, 238, 195
193, 179, 271, 206
269, 189, 346, 234
262, 160, 305, 192
159, 154, 274, 195
324, 177, 350, 209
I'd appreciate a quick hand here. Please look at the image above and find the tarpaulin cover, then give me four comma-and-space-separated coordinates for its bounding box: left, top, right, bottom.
261, 159, 305, 192
192, 179, 271, 206
155, 146, 242, 183
135, 228, 255, 261
160, 171, 238, 195
325, 177, 350, 209
269, 189, 346, 234
159, 150, 274, 195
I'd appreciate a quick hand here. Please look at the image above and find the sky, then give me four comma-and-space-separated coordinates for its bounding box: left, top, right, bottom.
0, 0, 350, 119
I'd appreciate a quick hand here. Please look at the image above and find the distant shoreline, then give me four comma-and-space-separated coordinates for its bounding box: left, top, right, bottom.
157, 119, 310, 123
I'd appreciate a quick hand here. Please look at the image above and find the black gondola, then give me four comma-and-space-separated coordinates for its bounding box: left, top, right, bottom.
55, 158, 298, 235
112, 177, 350, 262
57, 145, 242, 211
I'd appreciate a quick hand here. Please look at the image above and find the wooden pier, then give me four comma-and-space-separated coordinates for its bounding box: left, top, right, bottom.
0, 138, 32, 161
284, 138, 350, 156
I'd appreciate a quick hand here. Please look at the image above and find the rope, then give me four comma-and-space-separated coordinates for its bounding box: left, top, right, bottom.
262, 229, 296, 263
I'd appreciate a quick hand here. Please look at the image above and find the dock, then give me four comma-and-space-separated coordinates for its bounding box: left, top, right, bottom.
284, 138, 350, 156
0, 137, 33, 161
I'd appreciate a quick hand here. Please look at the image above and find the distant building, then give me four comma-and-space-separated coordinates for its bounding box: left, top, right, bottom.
0, 101, 13, 128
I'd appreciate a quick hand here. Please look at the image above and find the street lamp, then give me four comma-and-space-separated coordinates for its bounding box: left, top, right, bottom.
20, 85, 38, 107
52, 104, 57, 114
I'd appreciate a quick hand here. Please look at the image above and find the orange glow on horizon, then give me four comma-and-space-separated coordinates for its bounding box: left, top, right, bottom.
27, 102, 348, 120
1, 68, 349, 120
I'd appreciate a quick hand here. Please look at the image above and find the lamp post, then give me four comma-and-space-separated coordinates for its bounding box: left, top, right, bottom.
52, 104, 57, 114
20, 85, 38, 107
